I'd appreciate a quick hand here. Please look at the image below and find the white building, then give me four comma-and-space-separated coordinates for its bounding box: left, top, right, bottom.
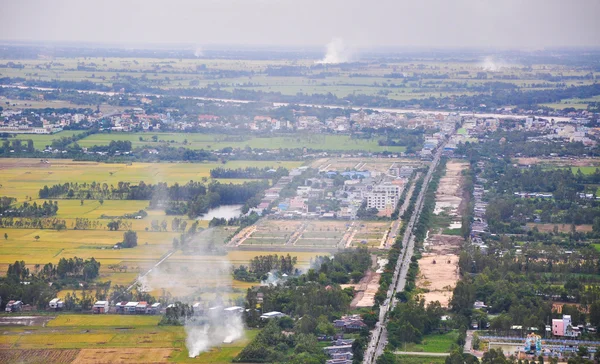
365, 183, 400, 211
49, 298, 64, 310
260, 311, 287, 320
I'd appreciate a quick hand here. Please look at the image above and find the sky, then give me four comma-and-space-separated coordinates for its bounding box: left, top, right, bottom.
1, 0, 599, 49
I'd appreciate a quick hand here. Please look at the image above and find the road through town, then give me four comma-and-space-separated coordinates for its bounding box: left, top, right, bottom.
363, 137, 448, 364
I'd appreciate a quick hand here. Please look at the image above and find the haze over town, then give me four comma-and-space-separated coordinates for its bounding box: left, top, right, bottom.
0, 1, 600, 364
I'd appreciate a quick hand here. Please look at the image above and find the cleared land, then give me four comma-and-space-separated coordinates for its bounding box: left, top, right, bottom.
418, 160, 467, 307
310, 157, 422, 173
231, 219, 392, 251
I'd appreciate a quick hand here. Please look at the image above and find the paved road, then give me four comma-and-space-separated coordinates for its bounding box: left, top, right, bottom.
381, 176, 419, 249
363, 139, 449, 364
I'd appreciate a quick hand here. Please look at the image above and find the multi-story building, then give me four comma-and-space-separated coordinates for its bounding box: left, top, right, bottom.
365, 183, 400, 212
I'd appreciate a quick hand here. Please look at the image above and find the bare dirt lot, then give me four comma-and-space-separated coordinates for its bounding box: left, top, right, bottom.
342, 255, 386, 308
434, 161, 468, 218
526, 223, 593, 233
418, 160, 468, 307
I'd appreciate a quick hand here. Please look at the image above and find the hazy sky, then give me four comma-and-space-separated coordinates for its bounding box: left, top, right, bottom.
1, 0, 599, 49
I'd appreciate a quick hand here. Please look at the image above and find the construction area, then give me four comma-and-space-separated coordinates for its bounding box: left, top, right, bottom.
418, 160, 468, 307
228, 219, 393, 251
310, 157, 423, 174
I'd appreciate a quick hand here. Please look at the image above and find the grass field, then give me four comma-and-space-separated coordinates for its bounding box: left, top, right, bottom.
75, 132, 406, 152
394, 355, 447, 363
11, 131, 86, 150
400, 331, 458, 353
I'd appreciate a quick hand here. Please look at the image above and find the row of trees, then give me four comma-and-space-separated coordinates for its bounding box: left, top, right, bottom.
0, 197, 59, 217
210, 166, 289, 179
233, 254, 298, 282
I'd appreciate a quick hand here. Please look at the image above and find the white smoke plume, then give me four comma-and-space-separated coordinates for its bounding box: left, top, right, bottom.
134, 228, 245, 357
316, 37, 352, 64
481, 56, 506, 72
186, 310, 245, 357
260, 270, 289, 286
194, 46, 204, 58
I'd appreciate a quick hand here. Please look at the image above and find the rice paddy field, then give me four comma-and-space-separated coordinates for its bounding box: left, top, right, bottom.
0, 313, 259, 363
1, 57, 597, 107
75, 132, 405, 153
0, 158, 306, 290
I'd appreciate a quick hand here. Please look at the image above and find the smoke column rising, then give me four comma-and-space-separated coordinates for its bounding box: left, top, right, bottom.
134, 228, 245, 357
316, 37, 351, 64
185, 310, 245, 357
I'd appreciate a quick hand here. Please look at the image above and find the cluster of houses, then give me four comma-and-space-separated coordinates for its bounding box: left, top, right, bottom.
470, 162, 489, 251
324, 338, 355, 364
266, 166, 411, 220
0, 108, 92, 134
113, 301, 162, 314
321, 315, 367, 364
333, 314, 368, 332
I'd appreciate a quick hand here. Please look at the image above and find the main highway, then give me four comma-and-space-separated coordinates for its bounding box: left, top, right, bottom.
363, 137, 449, 364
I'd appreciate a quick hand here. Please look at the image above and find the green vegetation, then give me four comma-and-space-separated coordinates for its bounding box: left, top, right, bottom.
76, 132, 406, 153
400, 331, 459, 353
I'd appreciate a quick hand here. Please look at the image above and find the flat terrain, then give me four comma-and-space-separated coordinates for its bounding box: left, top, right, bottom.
1, 57, 597, 107
231, 219, 392, 251
0, 313, 258, 363
310, 157, 422, 173
418, 160, 468, 307
75, 132, 405, 153
400, 331, 459, 353
0, 158, 304, 293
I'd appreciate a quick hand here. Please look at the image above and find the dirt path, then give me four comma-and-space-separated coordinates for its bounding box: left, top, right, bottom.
345, 255, 385, 308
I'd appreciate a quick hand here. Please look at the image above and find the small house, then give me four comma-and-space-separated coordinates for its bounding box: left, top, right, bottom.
125, 301, 138, 314
115, 301, 128, 314
92, 301, 109, 314
224, 306, 244, 315
49, 298, 64, 310
148, 302, 161, 315
473, 301, 487, 310
5, 300, 23, 312
136, 302, 148, 314
260, 311, 287, 320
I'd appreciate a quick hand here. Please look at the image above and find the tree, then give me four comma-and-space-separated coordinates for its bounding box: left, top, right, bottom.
4, 233, 7, 240
577, 346, 589, 358
377, 352, 397, 364
99, 199, 104, 206
34, 235, 40, 241
481, 349, 508, 364
80, 199, 84, 206
107, 220, 120, 231
121, 230, 138, 248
